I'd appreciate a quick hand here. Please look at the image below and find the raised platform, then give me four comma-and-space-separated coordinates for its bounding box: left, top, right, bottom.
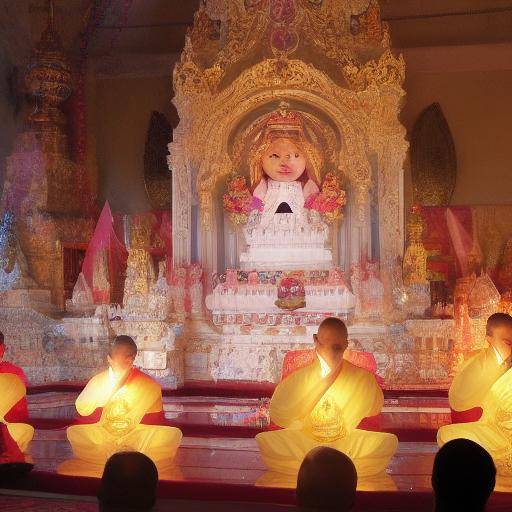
1, 385, 512, 512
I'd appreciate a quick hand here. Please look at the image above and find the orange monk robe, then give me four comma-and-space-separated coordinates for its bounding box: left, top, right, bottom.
61, 368, 182, 474
0, 374, 34, 456
256, 359, 398, 477
0, 361, 29, 423
438, 347, 512, 473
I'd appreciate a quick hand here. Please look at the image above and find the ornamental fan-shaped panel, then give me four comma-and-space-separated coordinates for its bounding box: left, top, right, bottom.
144, 111, 172, 210
410, 103, 457, 206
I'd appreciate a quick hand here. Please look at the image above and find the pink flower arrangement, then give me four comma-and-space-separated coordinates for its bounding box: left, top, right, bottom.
275, 276, 306, 310
304, 172, 346, 223
250, 196, 264, 212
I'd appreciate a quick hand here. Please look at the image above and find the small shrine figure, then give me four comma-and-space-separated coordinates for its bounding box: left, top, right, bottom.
350, 264, 364, 318
169, 266, 187, 319
402, 205, 428, 286
0, 211, 36, 291
67, 272, 94, 313
147, 260, 171, 320
187, 263, 203, 315
123, 249, 156, 313
451, 276, 477, 373
328, 267, 346, 287
92, 249, 110, 304
468, 273, 501, 319
361, 262, 384, 320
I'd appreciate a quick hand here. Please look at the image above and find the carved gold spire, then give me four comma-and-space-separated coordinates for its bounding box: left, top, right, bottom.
25, 0, 73, 129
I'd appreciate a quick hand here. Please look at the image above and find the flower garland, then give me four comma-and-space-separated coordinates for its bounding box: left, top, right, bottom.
223, 172, 346, 225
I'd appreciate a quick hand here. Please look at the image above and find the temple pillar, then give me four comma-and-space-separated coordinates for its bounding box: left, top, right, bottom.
168, 141, 192, 267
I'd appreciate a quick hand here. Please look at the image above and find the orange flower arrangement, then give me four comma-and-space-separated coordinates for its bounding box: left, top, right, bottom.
223, 175, 253, 225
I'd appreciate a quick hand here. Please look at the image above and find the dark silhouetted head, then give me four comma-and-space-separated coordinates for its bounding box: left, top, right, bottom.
432, 439, 495, 512
297, 446, 357, 512
98, 451, 158, 511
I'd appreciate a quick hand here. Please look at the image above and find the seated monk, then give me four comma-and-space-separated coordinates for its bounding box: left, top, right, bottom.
256, 317, 398, 478
58, 335, 182, 477
0, 332, 29, 423
0, 373, 34, 460
438, 313, 512, 473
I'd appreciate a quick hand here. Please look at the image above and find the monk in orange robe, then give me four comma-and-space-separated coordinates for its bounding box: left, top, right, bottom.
0, 373, 34, 461
438, 313, 512, 473
58, 335, 182, 477
256, 317, 397, 478
0, 332, 29, 423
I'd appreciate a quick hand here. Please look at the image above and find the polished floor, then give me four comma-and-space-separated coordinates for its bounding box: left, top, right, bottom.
18, 389, 512, 494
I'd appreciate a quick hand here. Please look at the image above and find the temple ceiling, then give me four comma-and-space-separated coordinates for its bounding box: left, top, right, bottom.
0, 0, 511, 68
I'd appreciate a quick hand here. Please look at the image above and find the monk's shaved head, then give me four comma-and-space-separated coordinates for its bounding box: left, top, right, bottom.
314, 317, 348, 369
485, 313, 512, 364
318, 317, 348, 342
486, 312, 512, 336
108, 335, 137, 376
110, 335, 138, 358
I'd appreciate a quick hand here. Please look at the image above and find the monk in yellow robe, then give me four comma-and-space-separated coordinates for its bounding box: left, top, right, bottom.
256, 317, 398, 478
0, 373, 34, 461
438, 312, 512, 473
59, 335, 182, 477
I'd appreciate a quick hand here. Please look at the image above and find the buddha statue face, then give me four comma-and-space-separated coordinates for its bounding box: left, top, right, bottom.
261, 138, 306, 182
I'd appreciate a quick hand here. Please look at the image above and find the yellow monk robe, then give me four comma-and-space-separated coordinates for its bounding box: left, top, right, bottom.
448, 346, 507, 413
438, 347, 512, 473
256, 359, 398, 477
59, 367, 182, 475
0, 374, 34, 455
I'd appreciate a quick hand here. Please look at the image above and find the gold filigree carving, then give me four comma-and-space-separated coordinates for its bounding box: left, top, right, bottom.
343, 50, 406, 92
172, 0, 408, 272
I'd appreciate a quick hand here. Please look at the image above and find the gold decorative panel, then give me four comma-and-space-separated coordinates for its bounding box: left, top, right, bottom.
410, 103, 457, 206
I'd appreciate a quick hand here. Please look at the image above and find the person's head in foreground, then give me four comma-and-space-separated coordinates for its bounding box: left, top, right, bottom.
486, 312, 512, 363
108, 335, 137, 378
98, 451, 158, 512
432, 439, 495, 512
297, 446, 357, 512
313, 317, 348, 370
